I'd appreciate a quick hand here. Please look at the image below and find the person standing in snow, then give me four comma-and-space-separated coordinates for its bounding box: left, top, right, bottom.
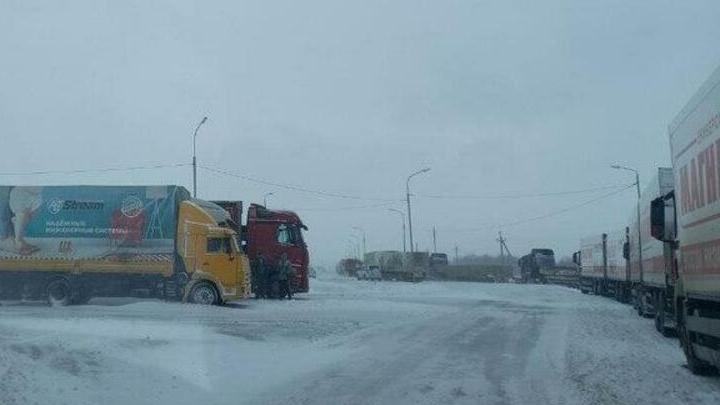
253, 255, 268, 299
277, 253, 295, 300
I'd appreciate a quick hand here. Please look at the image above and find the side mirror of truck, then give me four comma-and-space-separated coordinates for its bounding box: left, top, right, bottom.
622, 242, 629, 260
651, 195, 675, 242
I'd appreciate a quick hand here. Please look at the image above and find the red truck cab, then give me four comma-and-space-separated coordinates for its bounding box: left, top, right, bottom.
212, 201, 310, 293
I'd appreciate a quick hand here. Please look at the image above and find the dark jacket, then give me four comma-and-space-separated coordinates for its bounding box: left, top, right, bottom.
276, 259, 294, 281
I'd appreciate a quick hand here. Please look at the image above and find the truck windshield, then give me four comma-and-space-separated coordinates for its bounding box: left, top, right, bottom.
277, 224, 304, 246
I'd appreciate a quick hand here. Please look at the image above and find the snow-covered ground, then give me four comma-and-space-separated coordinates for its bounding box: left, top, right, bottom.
1, 278, 719, 405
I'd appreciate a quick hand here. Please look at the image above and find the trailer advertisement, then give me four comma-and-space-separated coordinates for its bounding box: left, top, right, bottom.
0, 185, 185, 260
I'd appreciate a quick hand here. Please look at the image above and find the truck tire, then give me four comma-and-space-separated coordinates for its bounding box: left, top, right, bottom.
654, 293, 672, 337
189, 282, 219, 305
46, 279, 71, 307
654, 311, 665, 335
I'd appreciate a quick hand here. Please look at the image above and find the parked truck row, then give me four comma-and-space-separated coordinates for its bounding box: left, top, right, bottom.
0, 185, 309, 306
566, 65, 720, 374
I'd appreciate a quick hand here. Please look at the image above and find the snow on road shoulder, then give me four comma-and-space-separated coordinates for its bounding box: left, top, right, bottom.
563, 294, 720, 405
0, 304, 354, 405
0, 279, 465, 405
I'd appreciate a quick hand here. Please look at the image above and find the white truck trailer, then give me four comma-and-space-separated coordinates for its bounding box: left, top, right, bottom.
652, 65, 720, 372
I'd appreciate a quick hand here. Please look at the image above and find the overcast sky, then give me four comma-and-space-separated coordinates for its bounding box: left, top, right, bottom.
2, 0, 720, 268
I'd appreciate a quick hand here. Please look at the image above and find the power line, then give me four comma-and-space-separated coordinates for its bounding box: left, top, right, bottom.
295, 202, 397, 212
446, 184, 635, 232
417, 184, 633, 200
0, 163, 190, 176
200, 165, 400, 202
500, 184, 635, 227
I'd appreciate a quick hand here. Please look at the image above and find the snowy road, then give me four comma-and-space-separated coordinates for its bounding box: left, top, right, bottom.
1, 279, 720, 405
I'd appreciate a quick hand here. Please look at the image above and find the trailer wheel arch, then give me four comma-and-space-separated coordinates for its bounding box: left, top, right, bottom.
188, 280, 221, 305
46, 277, 72, 307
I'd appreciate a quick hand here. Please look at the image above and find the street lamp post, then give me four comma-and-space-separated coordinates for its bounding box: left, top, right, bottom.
263, 192, 274, 207
192, 116, 208, 198
352, 226, 366, 258
388, 208, 406, 252
406, 168, 430, 253
611, 164, 643, 280
349, 235, 361, 260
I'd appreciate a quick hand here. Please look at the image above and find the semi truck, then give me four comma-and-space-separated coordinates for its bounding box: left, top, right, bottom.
336, 258, 363, 277
211, 201, 309, 294
578, 235, 606, 294
576, 231, 630, 301
628, 168, 675, 332
651, 64, 720, 373
0, 185, 250, 306
517, 248, 555, 283
606, 230, 629, 301
363, 251, 428, 282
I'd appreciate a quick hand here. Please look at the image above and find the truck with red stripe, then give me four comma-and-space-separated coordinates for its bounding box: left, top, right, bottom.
606, 230, 630, 301
651, 65, 720, 373
577, 231, 629, 300
629, 167, 675, 335
578, 234, 606, 294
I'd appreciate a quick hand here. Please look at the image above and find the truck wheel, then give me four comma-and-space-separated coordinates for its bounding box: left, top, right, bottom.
189, 282, 219, 305
46, 279, 71, 307
654, 311, 664, 334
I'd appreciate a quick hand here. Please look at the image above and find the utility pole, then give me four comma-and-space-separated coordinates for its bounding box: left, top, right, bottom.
406, 167, 430, 252
454, 245, 459, 265
432, 226, 437, 253
192, 116, 208, 198
352, 226, 366, 258
497, 231, 506, 259
611, 164, 643, 281
497, 231, 512, 265
349, 235, 361, 260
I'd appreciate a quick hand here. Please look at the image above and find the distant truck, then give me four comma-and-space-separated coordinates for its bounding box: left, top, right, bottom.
428, 253, 449, 279
364, 251, 428, 282
651, 64, 720, 373
429, 253, 449, 267
336, 258, 363, 277
356, 265, 382, 281
576, 231, 630, 301
518, 248, 555, 283
0, 186, 250, 306
211, 201, 309, 294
